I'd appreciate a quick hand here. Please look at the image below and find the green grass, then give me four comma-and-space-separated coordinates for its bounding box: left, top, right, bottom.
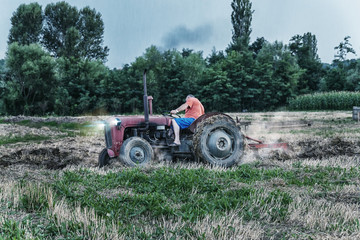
0, 220, 27, 239
47, 165, 359, 238
0, 214, 87, 240
1, 163, 360, 239
0, 134, 52, 145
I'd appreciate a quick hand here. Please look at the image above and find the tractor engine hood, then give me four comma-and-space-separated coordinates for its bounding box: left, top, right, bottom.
110, 116, 172, 128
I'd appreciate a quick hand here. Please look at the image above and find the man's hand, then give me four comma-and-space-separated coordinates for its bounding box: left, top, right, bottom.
171, 103, 189, 115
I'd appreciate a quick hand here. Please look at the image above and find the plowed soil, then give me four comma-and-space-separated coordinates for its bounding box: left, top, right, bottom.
1, 112, 359, 181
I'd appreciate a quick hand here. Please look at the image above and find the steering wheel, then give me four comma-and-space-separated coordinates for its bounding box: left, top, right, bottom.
162, 111, 181, 118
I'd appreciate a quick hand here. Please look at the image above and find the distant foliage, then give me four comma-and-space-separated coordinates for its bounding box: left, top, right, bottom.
288, 91, 360, 110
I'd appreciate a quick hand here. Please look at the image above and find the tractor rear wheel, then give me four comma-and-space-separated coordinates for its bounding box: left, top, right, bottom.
120, 137, 153, 167
98, 148, 110, 168
193, 116, 244, 167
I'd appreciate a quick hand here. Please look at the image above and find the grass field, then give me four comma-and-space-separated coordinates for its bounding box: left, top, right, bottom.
0, 111, 359, 239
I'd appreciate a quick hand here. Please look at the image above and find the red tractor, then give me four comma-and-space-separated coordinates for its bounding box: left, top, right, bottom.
98, 70, 245, 168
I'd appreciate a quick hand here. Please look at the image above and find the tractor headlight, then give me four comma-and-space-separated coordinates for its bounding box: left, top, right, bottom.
109, 118, 122, 130
95, 121, 106, 130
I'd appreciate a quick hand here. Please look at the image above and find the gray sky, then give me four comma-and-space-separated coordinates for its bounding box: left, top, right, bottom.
0, 0, 359, 69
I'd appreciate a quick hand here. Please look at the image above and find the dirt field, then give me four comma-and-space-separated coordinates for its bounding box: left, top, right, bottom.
0, 111, 359, 181
0, 116, 108, 182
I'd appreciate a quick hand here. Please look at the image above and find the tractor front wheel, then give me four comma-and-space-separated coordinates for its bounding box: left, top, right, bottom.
98, 148, 110, 168
120, 137, 153, 167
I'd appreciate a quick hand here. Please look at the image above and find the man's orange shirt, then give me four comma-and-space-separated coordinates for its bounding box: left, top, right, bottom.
185, 97, 205, 119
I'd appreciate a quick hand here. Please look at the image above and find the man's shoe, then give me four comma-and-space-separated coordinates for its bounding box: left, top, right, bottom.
168, 142, 180, 147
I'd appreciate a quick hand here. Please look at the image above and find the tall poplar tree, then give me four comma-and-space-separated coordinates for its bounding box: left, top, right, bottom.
228, 0, 254, 51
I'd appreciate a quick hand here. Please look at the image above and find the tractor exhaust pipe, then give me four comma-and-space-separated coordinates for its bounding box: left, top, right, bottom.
143, 69, 149, 129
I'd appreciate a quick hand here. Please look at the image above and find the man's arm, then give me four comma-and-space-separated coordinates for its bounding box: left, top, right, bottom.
170, 103, 188, 114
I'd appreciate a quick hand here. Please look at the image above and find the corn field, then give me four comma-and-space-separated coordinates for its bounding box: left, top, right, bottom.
288, 91, 360, 110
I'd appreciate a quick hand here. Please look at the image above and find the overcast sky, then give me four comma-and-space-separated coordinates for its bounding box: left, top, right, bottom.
0, 0, 359, 69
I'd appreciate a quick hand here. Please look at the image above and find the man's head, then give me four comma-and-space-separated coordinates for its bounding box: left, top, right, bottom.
186, 94, 195, 101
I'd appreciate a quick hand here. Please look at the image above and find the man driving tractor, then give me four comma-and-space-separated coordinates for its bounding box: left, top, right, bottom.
169, 94, 205, 146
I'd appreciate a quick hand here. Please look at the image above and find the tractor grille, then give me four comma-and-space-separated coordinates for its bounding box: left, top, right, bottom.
105, 123, 112, 148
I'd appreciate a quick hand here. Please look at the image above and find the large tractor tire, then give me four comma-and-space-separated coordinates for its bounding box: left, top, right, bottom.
193, 115, 244, 167
98, 148, 110, 168
120, 137, 153, 167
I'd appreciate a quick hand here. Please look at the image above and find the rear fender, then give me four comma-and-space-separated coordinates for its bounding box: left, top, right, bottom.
188, 112, 235, 133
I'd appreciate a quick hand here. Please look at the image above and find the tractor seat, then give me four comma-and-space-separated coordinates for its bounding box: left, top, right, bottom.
179, 118, 199, 135
180, 127, 193, 135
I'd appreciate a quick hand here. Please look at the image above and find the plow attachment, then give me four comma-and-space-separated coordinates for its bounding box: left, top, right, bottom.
245, 136, 288, 150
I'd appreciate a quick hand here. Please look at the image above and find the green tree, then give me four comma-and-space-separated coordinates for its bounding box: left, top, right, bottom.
63, 26, 81, 58
127, 46, 205, 113
43, 1, 79, 58
8, 3, 43, 45
55, 57, 108, 115
5, 2, 110, 116
5, 43, 56, 115
344, 60, 360, 91
324, 37, 357, 91
78, 6, 109, 61
179, 51, 205, 98
97, 68, 130, 114
250, 37, 266, 56
125, 46, 162, 113
254, 41, 301, 109
334, 36, 356, 62
199, 64, 233, 112
324, 67, 346, 91
206, 48, 225, 66
0, 59, 5, 80
43, 2, 108, 61
222, 49, 256, 111
228, 0, 254, 51
289, 32, 323, 93
0, 59, 7, 114
159, 49, 205, 112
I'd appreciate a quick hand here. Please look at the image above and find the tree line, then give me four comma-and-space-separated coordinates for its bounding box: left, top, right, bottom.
0, 0, 359, 116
